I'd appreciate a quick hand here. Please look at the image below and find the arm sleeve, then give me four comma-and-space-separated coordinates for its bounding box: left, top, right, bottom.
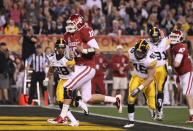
87, 39, 99, 49
174, 53, 183, 64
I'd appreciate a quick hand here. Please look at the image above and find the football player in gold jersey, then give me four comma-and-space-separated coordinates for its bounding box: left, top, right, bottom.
124, 40, 157, 128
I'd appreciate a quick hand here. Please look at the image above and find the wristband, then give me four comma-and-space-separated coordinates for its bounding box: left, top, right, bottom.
138, 85, 144, 90
82, 49, 88, 54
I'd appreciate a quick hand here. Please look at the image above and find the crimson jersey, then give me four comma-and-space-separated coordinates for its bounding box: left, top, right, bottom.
111, 54, 130, 77
94, 54, 109, 76
64, 26, 96, 68
172, 43, 192, 75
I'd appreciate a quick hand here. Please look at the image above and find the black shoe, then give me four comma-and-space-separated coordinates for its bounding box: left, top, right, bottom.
84, 110, 89, 115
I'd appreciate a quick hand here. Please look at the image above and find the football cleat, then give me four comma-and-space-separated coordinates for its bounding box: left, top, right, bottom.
79, 100, 89, 115
151, 110, 157, 120
186, 115, 193, 123
83, 110, 89, 115
157, 109, 163, 121
47, 116, 67, 124
123, 121, 134, 128
115, 95, 122, 113
68, 120, 79, 126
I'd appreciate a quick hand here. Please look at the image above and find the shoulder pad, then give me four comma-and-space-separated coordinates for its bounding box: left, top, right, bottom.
129, 47, 135, 54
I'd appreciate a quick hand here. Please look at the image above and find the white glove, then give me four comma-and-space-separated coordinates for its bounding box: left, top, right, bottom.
43, 77, 49, 86
131, 88, 140, 97
167, 66, 173, 76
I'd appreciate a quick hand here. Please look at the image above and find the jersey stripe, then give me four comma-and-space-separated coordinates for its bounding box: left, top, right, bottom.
64, 66, 89, 88
149, 60, 157, 67
70, 67, 92, 89
188, 76, 193, 95
186, 72, 192, 95
66, 59, 75, 66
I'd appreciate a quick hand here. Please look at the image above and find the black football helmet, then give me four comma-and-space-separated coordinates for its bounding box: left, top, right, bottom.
149, 27, 161, 43
55, 38, 66, 60
134, 40, 149, 60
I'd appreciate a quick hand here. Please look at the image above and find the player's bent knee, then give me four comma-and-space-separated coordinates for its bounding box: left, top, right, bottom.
128, 96, 136, 104
82, 96, 92, 103
64, 88, 73, 99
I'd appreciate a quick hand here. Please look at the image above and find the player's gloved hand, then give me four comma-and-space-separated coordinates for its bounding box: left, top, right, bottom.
167, 66, 173, 76
43, 77, 49, 86
131, 88, 140, 97
131, 85, 144, 97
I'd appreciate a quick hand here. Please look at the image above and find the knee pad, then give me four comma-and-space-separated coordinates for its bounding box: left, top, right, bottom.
64, 88, 73, 99
71, 99, 79, 107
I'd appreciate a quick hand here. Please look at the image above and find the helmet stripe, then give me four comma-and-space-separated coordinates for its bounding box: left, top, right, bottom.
60, 38, 63, 45
145, 44, 149, 50
153, 27, 156, 34
138, 40, 144, 49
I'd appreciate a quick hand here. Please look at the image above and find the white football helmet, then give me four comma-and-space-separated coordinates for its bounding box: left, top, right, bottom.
168, 30, 184, 45
66, 14, 85, 33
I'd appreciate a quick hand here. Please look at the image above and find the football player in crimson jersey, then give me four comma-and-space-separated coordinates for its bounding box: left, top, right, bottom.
46, 39, 88, 126
51, 14, 122, 124
169, 30, 193, 123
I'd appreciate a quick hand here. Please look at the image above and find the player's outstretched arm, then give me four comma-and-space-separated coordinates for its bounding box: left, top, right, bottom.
47, 66, 55, 79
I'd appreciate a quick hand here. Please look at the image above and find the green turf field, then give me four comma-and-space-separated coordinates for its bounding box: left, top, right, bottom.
71, 106, 193, 128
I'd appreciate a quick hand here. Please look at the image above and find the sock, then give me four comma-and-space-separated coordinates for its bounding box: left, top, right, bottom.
157, 92, 164, 101
148, 108, 155, 117
67, 110, 77, 122
128, 104, 135, 121
104, 96, 116, 103
60, 104, 69, 118
189, 109, 193, 115
157, 92, 164, 111
128, 113, 134, 121
79, 100, 88, 113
